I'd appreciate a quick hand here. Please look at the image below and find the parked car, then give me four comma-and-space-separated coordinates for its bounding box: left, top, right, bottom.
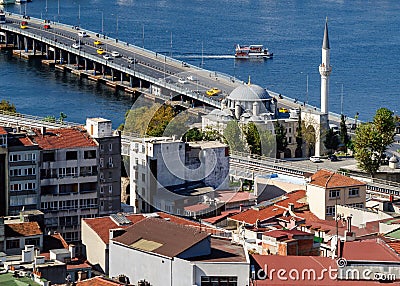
328, 154, 338, 161
310, 156, 323, 163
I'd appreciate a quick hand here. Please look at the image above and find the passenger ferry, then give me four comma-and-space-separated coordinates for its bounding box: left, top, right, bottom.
235, 44, 273, 59
0, 0, 15, 4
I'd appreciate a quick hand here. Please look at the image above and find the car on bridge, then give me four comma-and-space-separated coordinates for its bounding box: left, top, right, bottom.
97, 48, 105, 55
279, 107, 289, 113
72, 43, 81, 49
127, 57, 138, 64
178, 78, 187, 84
43, 24, 51, 29
206, 88, 221, 96
111, 51, 121, 58
94, 40, 102, 45
103, 54, 113, 61
78, 31, 88, 37
20, 21, 28, 29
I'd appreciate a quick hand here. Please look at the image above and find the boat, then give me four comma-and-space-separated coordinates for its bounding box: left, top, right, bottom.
15, 0, 27, 3
235, 44, 273, 59
0, 0, 15, 4
0, 10, 5, 23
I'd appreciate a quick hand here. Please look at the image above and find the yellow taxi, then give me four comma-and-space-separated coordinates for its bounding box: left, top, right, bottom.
206, 88, 221, 96
20, 25, 28, 29
94, 40, 102, 45
96, 48, 105, 55
279, 107, 289, 113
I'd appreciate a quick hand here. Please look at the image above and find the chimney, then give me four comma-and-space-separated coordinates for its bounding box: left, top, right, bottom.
41, 126, 46, 135
288, 203, 295, 214
390, 195, 394, 203
239, 204, 243, 212
69, 244, 76, 259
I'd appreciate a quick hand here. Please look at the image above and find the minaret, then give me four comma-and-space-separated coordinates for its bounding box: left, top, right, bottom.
319, 17, 332, 115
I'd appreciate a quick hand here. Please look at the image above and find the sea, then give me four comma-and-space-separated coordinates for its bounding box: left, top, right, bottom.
1, 0, 399, 128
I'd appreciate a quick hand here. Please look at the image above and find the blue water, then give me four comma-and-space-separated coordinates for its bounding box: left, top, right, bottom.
1, 0, 400, 127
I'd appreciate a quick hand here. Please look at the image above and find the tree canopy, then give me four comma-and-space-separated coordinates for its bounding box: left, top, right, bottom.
354, 108, 396, 176
223, 120, 245, 153
323, 128, 340, 154
275, 121, 288, 157
0, 99, 16, 113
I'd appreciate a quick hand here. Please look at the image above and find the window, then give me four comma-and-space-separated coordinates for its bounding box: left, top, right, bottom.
6, 239, 20, 249
288, 137, 292, 144
100, 144, 104, 151
109, 143, 113, 151
24, 182, 36, 190
109, 185, 113, 194
10, 184, 21, 191
43, 152, 55, 162
100, 158, 104, 168
201, 276, 237, 286
66, 151, 78, 160
329, 189, 340, 199
25, 168, 36, 176
346, 203, 363, 208
25, 238, 40, 247
142, 173, 146, 182
24, 153, 36, 162
9, 154, 21, 162
326, 206, 335, 216
84, 150, 96, 159
100, 186, 104, 193
10, 169, 22, 177
349, 188, 359, 197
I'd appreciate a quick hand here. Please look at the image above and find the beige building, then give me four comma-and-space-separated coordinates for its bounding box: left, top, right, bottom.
306, 169, 366, 220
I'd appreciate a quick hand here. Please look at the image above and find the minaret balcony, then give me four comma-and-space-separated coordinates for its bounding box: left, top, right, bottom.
319, 64, 332, 76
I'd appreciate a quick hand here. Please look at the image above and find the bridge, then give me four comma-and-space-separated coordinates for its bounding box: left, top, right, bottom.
0, 12, 245, 109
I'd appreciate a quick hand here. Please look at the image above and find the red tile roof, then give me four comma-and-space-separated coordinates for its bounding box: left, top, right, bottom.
113, 217, 210, 258
5, 222, 42, 237
228, 190, 306, 225
77, 276, 127, 286
18, 137, 35, 146
263, 229, 313, 240
202, 210, 239, 224
309, 169, 366, 188
31, 128, 97, 150
341, 238, 400, 262
184, 203, 211, 212
83, 212, 201, 244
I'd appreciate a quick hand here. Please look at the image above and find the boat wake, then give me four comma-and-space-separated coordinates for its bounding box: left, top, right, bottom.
175, 54, 235, 59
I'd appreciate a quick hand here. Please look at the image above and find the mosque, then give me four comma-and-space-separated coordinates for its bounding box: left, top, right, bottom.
202, 19, 332, 158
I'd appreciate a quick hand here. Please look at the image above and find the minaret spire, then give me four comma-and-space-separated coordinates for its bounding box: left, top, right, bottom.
319, 17, 332, 115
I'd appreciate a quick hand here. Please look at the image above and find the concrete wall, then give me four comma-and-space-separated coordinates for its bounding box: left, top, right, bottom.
193, 261, 250, 286
81, 220, 108, 274
109, 240, 173, 286
307, 184, 327, 220
336, 205, 392, 229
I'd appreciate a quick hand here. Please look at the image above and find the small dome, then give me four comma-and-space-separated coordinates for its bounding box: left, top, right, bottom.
389, 155, 399, 163
228, 84, 271, 101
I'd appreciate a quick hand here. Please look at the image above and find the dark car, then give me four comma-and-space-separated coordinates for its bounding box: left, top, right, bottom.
328, 154, 338, 161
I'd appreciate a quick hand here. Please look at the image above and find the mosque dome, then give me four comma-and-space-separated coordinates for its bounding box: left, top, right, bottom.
227, 84, 272, 102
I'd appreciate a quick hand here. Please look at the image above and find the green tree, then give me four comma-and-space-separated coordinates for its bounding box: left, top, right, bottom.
245, 122, 261, 155
275, 121, 288, 158
202, 126, 221, 141
59, 112, 67, 124
354, 108, 396, 176
43, 115, 56, 123
259, 127, 275, 157
223, 120, 245, 153
0, 99, 16, 113
323, 128, 340, 154
183, 127, 203, 142
146, 105, 176, 136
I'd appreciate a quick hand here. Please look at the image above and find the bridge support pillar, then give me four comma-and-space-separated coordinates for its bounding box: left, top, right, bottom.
102, 65, 105, 78
32, 40, 35, 55
239, 178, 244, 191
93, 63, 96, 75
53, 47, 57, 63
16, 34, 20, 50
67, 53, 70, 65
59, 50, 63, 64
45, 45, 49, 59
129, 76, 133, 87
84, 59, 87, 71
76, 55, 79, 69
23, 37, 28, 52
111, 69, 114, 81
120, 72, 123, 84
